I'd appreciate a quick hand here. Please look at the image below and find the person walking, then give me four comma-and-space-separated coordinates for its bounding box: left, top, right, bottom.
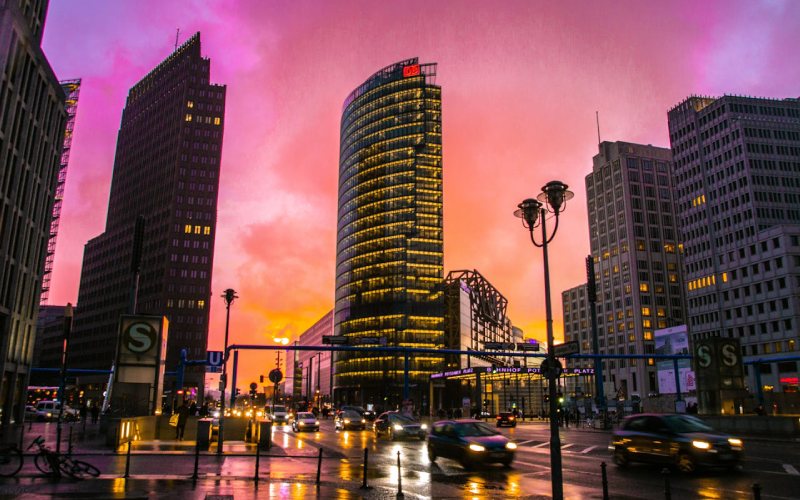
90, 403, 100, 424
175, 403, 190, 440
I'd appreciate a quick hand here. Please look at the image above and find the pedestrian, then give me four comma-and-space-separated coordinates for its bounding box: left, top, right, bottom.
79, 403, 88, 423
189, 401, 198, 416
175, 403, 190, 440
199, 403, 209, 417
90, 403, 100, 424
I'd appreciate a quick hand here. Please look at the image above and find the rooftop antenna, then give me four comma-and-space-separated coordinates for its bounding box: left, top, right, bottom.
174, 28, 180, 51
596, 111, 602, 146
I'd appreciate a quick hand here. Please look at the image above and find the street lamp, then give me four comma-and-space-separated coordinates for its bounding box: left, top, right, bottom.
56, 303, 74, 454
217, 288, 238, 456
514, 180, 573, 500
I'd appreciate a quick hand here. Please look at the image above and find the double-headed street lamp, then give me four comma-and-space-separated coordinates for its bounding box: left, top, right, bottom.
217, 288, 238, 456
56, 303, 74, 454
514, 180, 573, 500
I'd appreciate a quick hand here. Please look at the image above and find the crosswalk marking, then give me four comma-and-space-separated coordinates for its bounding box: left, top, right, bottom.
560, 443, 574, 450
516, 439, 535, 446
783, 464, 799, 475
532, 441, 550, 448
580, 445, 597, 454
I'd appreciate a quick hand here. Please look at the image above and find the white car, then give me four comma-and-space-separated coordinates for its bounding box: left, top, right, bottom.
35, 401, 79, 421
268, 405, 289, 424
292, 412, 320, 432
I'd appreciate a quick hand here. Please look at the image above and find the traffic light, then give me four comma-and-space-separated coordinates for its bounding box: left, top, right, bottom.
259, 375, 264, 383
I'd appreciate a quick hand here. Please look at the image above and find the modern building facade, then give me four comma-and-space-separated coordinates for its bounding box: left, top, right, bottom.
334, 58, 444, 409
70, 33, 226, 398
668, 96, 800, 401
294, 310, 333, 409
583, 141, 687, 401
0, 0, 66, 433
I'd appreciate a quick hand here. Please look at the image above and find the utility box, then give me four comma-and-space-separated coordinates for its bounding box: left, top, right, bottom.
258, 420, 272, 450
196, 418, 212, 451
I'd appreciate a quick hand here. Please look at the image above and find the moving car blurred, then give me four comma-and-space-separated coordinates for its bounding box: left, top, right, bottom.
34, 401, 79, 422
611, 413, 744, 473
292, 412, 320, 432
428, 419, 516, 469
496, 412, 517, 428
268, 405, 290, 425
373, 411, 426, 440
335, 410, 366, 431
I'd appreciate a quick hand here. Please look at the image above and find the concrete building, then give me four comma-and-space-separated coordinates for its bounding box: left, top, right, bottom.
69, 33, 226, 400
334, 59, 444, 408
583, 141, 687, 402
293, 310, 333, 410
668, 96, 800, 403
0, 0, 66, 433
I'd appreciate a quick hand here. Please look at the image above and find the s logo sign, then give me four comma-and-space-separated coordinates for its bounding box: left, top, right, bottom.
721, 343, 738, 367
123, 322, 156, 354
696, 345, 712, 368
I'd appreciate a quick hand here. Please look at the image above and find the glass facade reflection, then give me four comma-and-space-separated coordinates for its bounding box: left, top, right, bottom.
334, 59, 444, 407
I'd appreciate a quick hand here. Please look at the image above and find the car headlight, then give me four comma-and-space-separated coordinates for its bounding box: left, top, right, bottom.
393, 424, 403, 431
506, 442, 517, 450
728, 438, 742, 447
468, 444, 486, 452
509, 416, 515, 420
344, 419, 351, 424
420, 424, 428, 430
361, 419, 366, 423
315, 421, 320, 425
299, 421, 305, 426
692, 440, 711, 450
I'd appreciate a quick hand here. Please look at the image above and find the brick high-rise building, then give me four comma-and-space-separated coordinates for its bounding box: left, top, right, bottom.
668, 96, 800, 398
0, 0, 66, 433
70, 33, 226, 398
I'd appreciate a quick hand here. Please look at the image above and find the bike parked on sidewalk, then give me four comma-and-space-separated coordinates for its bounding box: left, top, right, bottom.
0, 436, 99, 479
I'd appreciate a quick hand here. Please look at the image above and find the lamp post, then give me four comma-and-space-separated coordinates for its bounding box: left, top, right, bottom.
514, 180, 573, 500
56, 303, 74, 454
217, 288, 238, 456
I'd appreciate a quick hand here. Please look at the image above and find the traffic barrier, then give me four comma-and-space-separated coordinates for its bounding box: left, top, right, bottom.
661, 467, 671, 500
396, 450, 404, 499
600, 461, 609, 500
752, 483, 761, 500
124, 441, 132, 478
253, 444, 260, 482
316, 447, 323, 485
360, 447, 369, 489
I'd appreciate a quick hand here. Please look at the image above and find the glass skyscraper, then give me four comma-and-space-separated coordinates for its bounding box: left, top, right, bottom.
334, 58, 444, 408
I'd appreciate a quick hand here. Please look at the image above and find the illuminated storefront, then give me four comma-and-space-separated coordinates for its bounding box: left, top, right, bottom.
334, 59, 444, 408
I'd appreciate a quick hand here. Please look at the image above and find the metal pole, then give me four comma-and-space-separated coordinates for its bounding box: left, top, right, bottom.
124, 439, 132, 478
752, 483, 762, 500
192, 438, 200, 480
218, 289, 236, 456
316, 447, 323, 485
254, 442, 260, 482
56, 303, 73, 455
230, 350, 239, 410
541, 211, 563, 500
662, 468, 671, 499
396, 450, 404, 499
754, 362, 764, 408
587, 256, 606, 420
361, 447, 369, 489
601, 461, 609, 500
673, 358, 682, 405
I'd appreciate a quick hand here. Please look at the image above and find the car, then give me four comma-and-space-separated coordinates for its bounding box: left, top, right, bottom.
34, 401, 80, 422
427, 419, 516, 469
292, 412, 320, 432
267, 405, 290, 425
338, 405, 365, 417
496, 412, 517, 427
373, 411, 427, 440
611, 413, 744, 473
335, 410, 366, 431
24, 405, 38, 420
363, 410, 377, 422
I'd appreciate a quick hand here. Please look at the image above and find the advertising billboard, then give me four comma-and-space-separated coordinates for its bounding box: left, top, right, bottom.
654, 325, 695, 394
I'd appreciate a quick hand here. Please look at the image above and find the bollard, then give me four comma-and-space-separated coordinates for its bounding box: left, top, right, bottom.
254, 444, 260, 482
68, 426, 73, 455
600, 461, 609, 500
661, 467, 671, 500
360, 447, 369, 489
191, 439, 200, 481
752, 483, 761, 500
124, 440, 132, 478
316, 447, 323, 486
396, 450, 404, 499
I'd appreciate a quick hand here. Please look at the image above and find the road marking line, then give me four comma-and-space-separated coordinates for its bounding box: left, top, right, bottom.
580, 445, 597, 454
561, 443, 575, 450
784, 464, 799, 475
532, 441, 550, 448
516, 439, 535, 446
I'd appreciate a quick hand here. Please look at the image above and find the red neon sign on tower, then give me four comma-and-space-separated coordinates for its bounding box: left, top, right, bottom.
403, 64, 421, 78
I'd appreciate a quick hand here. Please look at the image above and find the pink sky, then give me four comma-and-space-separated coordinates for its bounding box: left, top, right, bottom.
40, 0, 800, 387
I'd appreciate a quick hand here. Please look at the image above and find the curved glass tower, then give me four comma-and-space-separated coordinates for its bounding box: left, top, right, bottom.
335, 59, 444, 408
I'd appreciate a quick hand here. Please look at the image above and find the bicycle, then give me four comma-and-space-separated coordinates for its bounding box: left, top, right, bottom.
0, 436, 99, 479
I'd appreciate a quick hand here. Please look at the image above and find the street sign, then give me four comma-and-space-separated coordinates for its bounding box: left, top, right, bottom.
484, 342, 516, 351
354, 336, 387, 346
249, 382, 258, 391
553, 341, 580, 357
207, 366, 221, 373
322, 335, 348, 345
516, 342, 539, 352
540, 358, 563, 379
207, 350, 224, 367
268, 368, 283, 384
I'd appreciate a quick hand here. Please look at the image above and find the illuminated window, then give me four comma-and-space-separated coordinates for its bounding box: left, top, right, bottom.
184, 225, 192, 233
198, 300, 205, 309
628, 334, 635, 342
658, 320, 667, 328
721, 272, 728, 283
204, 226, 211, 235
185, 114, 192, 122
194, 225, 201, 234
668, 273, 677, 283
664, 243, 675, 253
648, 358, 655, 366
214, 117, 221, 125
187, 101, 194, 108
640, 283, 649, 292
624, 284, 632, 293
636, 240, 646, 251
643, 331, 653, 341
657, 308, 665, 317
643, 319, 652, 328
642, 307, 651, 316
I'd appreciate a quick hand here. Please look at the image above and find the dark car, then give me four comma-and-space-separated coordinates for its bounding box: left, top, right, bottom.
611, 413, 743, 473
335, 410, 366, 431
363, 410, 377, 422
496, 412, 517, 428
428, 419, 516, 469
373, 412, 427, 440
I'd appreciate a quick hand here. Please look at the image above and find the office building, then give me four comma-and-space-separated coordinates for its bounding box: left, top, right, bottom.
583, 141, 687, 401
70, 33, 226, 397
294, 310, 333, 409
668, 96, 800, 399
0, 0, 66, 432
334, 58, 444, 408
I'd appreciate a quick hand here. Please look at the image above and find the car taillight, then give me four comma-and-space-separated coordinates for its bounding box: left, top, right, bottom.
496, 416, 501, 420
